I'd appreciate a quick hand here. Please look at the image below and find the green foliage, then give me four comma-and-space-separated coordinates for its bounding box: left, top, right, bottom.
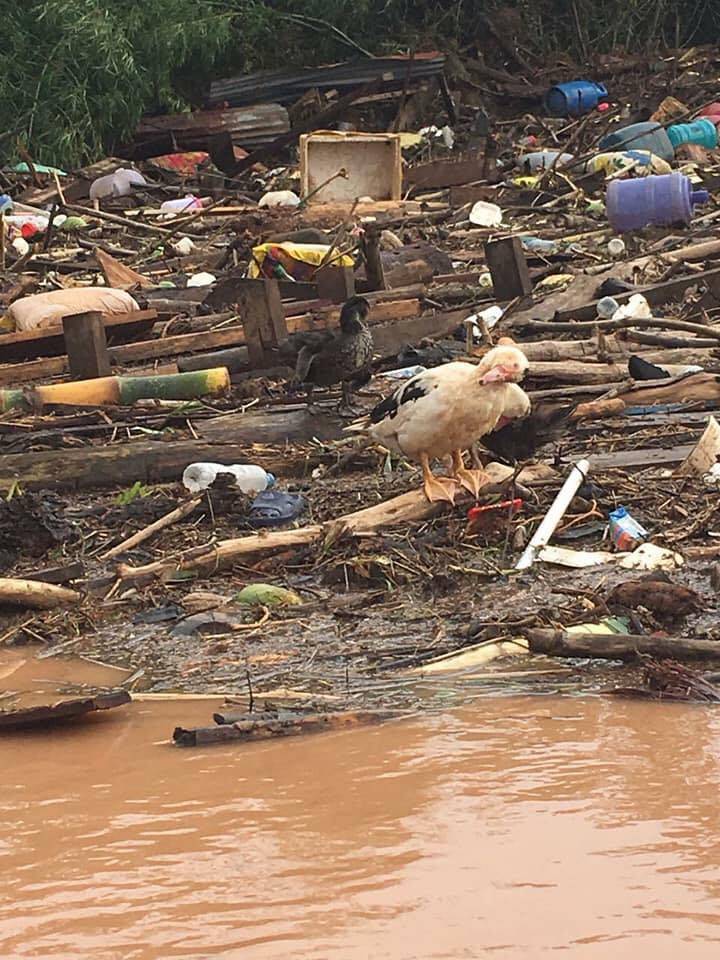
1, 0, 232, 167
5, 0, 720, 170
116, 481, 152, 505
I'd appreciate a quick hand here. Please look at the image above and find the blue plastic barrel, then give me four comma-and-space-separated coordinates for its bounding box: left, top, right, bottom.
599, 122, 674, 162
666, 118, 718, 150
545, 81, 608, 117
606, 173, 709, 233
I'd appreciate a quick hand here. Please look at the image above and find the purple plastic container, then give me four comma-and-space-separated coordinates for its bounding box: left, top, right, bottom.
606, 173, 709, 233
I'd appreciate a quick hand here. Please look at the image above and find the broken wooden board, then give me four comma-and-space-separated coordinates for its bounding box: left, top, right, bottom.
0, 689, 131, 730
553, 266, 720, 323
405, 154, 485, 189
0, 310, 158, 362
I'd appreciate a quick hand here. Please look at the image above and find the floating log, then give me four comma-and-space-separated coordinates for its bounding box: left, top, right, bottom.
528, 629, 720, 662
0, 690, 131, 730
173, 709, 394, 746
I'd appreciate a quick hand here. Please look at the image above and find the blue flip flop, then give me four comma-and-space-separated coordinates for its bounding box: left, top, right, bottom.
248, 490, 306, 528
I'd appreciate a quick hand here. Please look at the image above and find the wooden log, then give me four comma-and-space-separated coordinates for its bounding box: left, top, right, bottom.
527, 628, 720, 662
0, 577, 81, 609
573, 373, 720, 419
62, 311, 111, 380
173, 709, 393, 746
0, 438, 306, 492
484, 236, 532, 301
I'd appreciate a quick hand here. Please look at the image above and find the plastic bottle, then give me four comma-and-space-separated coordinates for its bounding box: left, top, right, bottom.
521, 236, 559, 255
0, 195, 13, 215
666, 118, 718, 150
182, 463, 276, 494
160, 195, 204, 214
518, 151, 575, 172
599, 122, 674, 162
606, 172, 709, 233
545, 80, 608, 117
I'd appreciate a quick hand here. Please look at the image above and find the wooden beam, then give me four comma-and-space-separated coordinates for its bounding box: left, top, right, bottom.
484, 236, 532, 300
62, 311, 111, 380
0, 310, 157, 362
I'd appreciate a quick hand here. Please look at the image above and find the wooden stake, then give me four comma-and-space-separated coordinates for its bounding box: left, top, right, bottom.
484, 236, 532, 301
62, 311, 111, 380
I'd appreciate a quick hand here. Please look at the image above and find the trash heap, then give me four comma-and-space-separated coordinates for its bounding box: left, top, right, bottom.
3, 45, 720, 735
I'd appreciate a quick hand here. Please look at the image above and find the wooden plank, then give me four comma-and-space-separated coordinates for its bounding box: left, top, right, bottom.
405, 153, 485, 189
0, 310, 158, 362
587, 444, 695, 471
484, 236, 532, 300
63, 311, 111, 380
449, 184, 500, 206
0, 690, 131, 730
554, 266, 720, 322
0, 300, 422, 386
315, 265, 355, 302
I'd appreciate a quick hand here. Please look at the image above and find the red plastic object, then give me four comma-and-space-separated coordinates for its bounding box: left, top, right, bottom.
21, 223, 42, 240
467, 499, 522, 523
597, 102, 610, 112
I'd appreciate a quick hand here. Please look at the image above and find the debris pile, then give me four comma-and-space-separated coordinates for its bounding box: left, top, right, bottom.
4, 46, 720, 738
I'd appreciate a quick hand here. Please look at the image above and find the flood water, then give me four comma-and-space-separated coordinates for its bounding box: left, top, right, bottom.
3, 659, 720, 958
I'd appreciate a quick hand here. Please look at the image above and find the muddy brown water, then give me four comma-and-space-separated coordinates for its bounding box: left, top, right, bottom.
3, 654, 720, 958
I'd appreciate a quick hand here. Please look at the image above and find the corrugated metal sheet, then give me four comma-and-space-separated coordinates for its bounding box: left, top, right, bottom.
207, 54, 446, 109
134, 103, 290, 154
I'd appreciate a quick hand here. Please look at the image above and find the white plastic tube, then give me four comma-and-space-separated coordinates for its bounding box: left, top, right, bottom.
515, 459, 590, 571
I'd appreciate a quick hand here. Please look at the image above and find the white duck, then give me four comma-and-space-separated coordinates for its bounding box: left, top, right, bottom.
365, 344, 529, 502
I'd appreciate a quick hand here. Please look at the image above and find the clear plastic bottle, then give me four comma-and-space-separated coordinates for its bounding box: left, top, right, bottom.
182, 463, 276, 494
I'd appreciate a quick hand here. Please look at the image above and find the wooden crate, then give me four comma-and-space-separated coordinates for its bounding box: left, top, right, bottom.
300, 132, 402, 203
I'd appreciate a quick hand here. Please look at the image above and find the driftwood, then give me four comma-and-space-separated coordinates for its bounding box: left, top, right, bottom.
100, 496, 202, 561
116, 463, 541, 583
0, 577, 81, 609
528, 629, 720, 662
573, 372, 720, 420
0, 690, 130, 729
117, 488, 448, 583
173, 709, 394, 746
611, 660, 720, 702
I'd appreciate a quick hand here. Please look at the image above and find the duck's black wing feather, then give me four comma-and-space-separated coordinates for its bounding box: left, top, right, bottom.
370, 373, 431, 424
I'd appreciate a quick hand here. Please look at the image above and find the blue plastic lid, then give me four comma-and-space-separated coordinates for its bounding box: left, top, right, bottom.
265, 472, 276, 488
